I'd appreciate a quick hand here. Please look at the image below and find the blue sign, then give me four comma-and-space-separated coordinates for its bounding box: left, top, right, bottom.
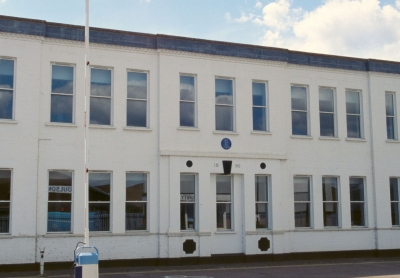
221, 138, 232, 150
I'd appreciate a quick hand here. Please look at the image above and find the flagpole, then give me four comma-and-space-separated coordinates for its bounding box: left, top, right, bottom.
84, 0, 90, 247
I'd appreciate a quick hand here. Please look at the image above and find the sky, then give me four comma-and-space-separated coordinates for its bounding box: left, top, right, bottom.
1, 0, 400, 61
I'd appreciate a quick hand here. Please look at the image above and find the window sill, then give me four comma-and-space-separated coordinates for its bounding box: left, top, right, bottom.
319, 136, 340, 141
88, 232, 112, 236
291, 135, 313, 140
346, 138, 366, 142
213, 130, 239, 136
46, 122, 77, 128
0, 234, 12, 238
177, 127, 200, 131
386, 140, 400, 143
123, 126, 152, 132
251, 131, 272, 135
246, 230, 272, 235
215, 230, 236, 234
89, 125, 116, 130
0, 119, 18, 124
294, 227, 313, 231
124, 231, 150, 236
44, 233, 81, 237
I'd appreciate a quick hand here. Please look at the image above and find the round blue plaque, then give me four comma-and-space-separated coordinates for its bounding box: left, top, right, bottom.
221, 138, 232, 150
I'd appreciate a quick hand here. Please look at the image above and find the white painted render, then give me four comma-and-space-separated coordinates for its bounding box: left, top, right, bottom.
0, 31, 399, 265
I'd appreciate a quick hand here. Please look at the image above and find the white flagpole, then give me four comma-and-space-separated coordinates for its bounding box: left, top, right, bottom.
84, 0, 90, 246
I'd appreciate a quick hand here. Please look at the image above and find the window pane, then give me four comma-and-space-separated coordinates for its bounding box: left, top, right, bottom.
216, 203, 231, 229
320, 113, 335, 137
253, 107, 266, 131
323, 202, 338, 227
126, 173, 147, 201
127, 72, 147, 99
180, 102, 195, 127
51, 94, 73, 123
91, 69, 111, 97
350, 178, 364, 201
294, 177, 310, 201
252, 82, 266, 106
256, 203, 268, 229
390, 178, 399, 201
319, 88, 334, 112
294, 203, 310, 227
216, 175, 231, 202
386, 94, 394, 116
47, 202, 71, 232
323, 177, 338, 201
0, 59, 14, 89
89, 173, 110, 202
126, 203, 146, 230
180, 76, 195, 101
351, 203, 365, 226
346, 115, 361, 138
215, 79, 233, 105
0, 202, 10, 233
346, 91, 360, 114
52, 65, 73, 94
291, 86, 307, 111
387, 117, 395, 140
215, 105, 233, 131
0, 170, 11, 201
292, 111, 308, 135
181, 203, 195, 230
90, 97, 111, 125
391, 203, 399, 226
0, 90, 13, 119
89, 203, 110, 231
49, 171, 72, 201
255, 176, 268, 202
127, 99, 146, 127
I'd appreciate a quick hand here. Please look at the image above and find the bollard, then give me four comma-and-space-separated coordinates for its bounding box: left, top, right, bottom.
39, 247, 46, 277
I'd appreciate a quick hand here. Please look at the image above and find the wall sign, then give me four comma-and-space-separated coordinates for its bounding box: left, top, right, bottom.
221, 138, 232, 150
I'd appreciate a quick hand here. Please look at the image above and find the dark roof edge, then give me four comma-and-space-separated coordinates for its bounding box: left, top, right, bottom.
1, 15, 400, 74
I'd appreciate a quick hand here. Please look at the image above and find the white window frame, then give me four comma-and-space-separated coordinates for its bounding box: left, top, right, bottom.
252, 80, 269, 132
319, 87, 337, 137
0, 57, 16, 121
126, 70, 149, 128
125, 172, 148, 231
180, 173, 197, 231
88, 171, 112, 232
346, 90, 364, 139
216, 175, 233, 230
390, 177, 400, 226
0, 169, 12, 234
89, 67, 113, 126
385, 92, 397, 140
291, 85, 310, 136
322, 176, 340, 228
50, 63, 76, 124
255, 175, 270, 229
47, 170, 73, 233
179, 74, 197, 128
349, 177, 367, 227
293, 175, 313, 228
215, 77, 235, 132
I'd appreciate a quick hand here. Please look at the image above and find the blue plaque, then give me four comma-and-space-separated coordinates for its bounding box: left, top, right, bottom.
221, 138, 232, 150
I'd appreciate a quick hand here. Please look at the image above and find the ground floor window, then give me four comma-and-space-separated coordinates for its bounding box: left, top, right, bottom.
390, 177, 399, 226
48, 171, 72, 232
322, 176, 339, 227
180, 174, 196, 230
294, 176, 311, 228
0, 170, 11, 234
350, 177, 365, 227
89, 172, 111, 232
126, 172, 147, 231
255, 175, 268, 229
216, 175, 232, 230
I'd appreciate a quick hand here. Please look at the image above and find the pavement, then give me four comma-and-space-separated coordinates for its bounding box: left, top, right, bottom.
2, 257, 400, 278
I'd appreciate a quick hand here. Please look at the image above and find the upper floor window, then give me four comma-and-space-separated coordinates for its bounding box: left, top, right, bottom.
322, 177, 339, 227
252, 82, 267, 131
0, 170, 11, 234
126, 172, 147, 231
127, 71, 147, 127
291, 86, 309, 136
349, 177, 365, 227
89, 172, 111, 232
386, 93, 397, 140
319, 88, 336, 137
346, 90, 362, 138
390, 177, 399, 226
51, 65, 74, 123
180, 75, 196, 128
48, 171, 72, 233
294, 176, 311, 228
215, 78, 234, 131
181, 174, 196, 230
255, 175, 269, 229
0, 59, 15, 120
90, 68, 112, 125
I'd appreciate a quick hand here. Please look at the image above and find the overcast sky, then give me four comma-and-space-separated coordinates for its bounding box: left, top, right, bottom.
1, 0, 400, 61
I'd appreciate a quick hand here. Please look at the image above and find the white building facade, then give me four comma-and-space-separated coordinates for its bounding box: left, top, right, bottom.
0, 15, 400, 266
